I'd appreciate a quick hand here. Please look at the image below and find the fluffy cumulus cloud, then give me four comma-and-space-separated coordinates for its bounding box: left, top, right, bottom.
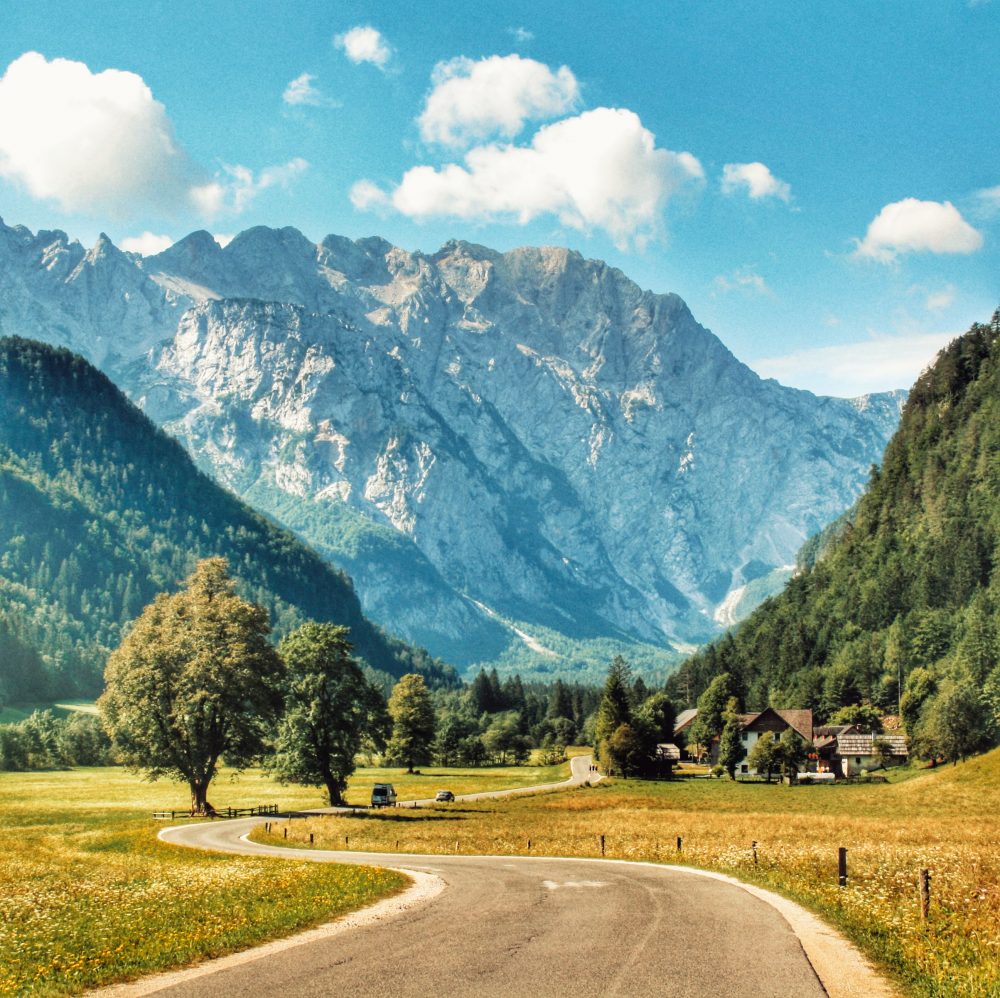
754, 330, 960, 397
0, 51, 193, 217
283, 73, 338, 108
120, 232, 174, 256
855, 198, 983, 262
0, 52, 308, 221
355, 107, 703, 250
721, 162, 791, 202
335, 26, 392, 69
418, 55, 579, 146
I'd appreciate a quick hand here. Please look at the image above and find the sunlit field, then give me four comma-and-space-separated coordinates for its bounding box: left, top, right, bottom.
258, 751, 1000, 998
0, 767, 399, 996
0, 758, 570, 995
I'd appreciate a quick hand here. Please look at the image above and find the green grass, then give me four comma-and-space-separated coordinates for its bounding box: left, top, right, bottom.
258, 751, 1000, 998
0, 767, 405, 996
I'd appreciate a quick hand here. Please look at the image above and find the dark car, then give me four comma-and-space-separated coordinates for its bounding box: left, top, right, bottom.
434, 789, 455, 802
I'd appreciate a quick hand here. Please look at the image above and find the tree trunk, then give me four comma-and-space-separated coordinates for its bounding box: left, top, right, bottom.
325, 776, 346, 807
189, 777, 215, 815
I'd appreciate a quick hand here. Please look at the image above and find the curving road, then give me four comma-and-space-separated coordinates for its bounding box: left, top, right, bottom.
130, 757, 894, 998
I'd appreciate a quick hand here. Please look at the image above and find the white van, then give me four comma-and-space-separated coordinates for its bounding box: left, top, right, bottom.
371, 783, 397, 807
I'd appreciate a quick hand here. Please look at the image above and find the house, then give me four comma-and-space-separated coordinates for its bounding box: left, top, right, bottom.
655, 742, 681, 777
830, 732, 908, 777
734, 707, 813, 776
673, 709, 699, 759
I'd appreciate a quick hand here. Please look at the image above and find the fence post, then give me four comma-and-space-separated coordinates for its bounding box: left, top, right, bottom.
752, 841, 758, 867
600, 834, 605, 856
284, 826, 288, 839
309, 832, 314, 844
919, 869, 931, 919
677, 836, 682, 853
838, 847, 848, 887
527, 838, 531, 851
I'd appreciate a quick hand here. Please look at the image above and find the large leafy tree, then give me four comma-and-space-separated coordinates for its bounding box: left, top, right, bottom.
386, 673, 436, 773
270, 623, 389, 805
98, 558, 284, 813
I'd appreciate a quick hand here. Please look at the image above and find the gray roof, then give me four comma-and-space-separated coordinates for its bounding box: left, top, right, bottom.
837, 733, 908, 756
674, 709, 698, 734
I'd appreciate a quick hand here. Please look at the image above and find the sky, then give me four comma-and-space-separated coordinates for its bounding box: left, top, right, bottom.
0, 0, 997, 397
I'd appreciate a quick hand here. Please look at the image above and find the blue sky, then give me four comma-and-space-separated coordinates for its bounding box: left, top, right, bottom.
0, 0, 997, 396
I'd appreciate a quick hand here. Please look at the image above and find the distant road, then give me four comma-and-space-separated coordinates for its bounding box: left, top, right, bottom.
138, 754, 882, 998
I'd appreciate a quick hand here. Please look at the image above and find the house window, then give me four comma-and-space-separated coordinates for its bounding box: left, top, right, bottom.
740, 764, 748, 773
855, 757, 862, 764
741, 732, 748, 742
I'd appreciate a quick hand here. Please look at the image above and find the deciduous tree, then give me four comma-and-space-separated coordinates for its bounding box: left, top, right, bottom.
98, 558, 283, 814
270, 623, 389, 806
386, 673, 436, 773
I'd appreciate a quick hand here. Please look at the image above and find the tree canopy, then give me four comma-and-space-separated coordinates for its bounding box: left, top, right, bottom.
386, 673, 436, 773
269, 622, 389, 805
98, 558, 284, 813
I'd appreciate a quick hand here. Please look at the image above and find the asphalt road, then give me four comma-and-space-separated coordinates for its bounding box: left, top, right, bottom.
149, 757, 830, 998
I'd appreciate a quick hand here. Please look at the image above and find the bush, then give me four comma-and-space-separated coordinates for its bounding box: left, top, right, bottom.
711, 764, 725, 779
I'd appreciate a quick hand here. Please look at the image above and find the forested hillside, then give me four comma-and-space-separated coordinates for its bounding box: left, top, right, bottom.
667, 312, 1000, 751
0, 337, 453, 701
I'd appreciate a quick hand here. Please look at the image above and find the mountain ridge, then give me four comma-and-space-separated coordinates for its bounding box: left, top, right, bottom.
0, 218, 906, 676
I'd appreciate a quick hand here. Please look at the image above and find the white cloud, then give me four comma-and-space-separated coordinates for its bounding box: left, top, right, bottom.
418, 54, 579, 147
357, 107, 703, 251
120, 231, 173, 256
509, 27, 534, 43
349, 178, 389, 212
854, 198, 983, 262
0, 52, 308, 222
721, 162, 791, 202
335, 26, 391, 69
925, 285, 956, 311
283, 73, 338, 108
713, 267, 772, 296
753, 330, 959, 397
0, 51, 194, 217
191, 158, 308, 216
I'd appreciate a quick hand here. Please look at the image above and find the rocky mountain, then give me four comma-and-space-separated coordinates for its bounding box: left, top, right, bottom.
0, 218, 906, 677
0, 336, 453, 698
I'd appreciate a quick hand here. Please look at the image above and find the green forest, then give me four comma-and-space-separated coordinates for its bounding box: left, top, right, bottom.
0, 337, 455, 702
667, 312, 1000, 757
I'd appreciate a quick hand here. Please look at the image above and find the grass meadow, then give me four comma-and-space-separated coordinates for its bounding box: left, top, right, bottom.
0, 761, 566, 995
257, 750, 1000, 998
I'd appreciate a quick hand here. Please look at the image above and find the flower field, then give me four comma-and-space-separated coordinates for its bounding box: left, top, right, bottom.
259, 749, 1000, 998
0, 768, 404, 995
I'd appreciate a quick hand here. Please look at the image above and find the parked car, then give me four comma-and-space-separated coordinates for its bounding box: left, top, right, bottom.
434, 789, 455, 802
371, 783, 397, 807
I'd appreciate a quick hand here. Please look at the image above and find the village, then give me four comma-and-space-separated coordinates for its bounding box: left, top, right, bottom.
659, 707, 910, 781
